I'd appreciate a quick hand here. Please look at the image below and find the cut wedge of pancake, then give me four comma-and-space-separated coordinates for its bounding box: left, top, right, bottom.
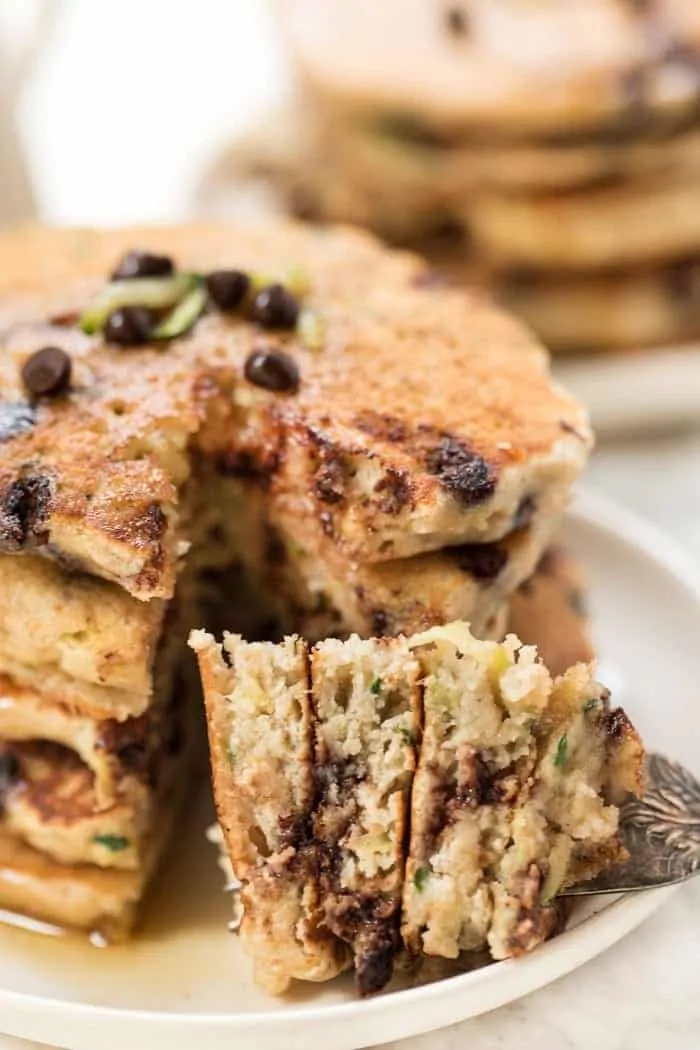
402, 625, 643, 961
190, 630, 348, 994
311, 636, 420, 994
194, 622, 642, 994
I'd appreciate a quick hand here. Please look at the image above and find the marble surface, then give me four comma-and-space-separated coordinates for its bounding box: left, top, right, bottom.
2, 434, 699, 1050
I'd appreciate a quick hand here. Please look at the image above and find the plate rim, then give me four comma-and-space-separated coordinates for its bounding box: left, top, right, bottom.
0, 486, 697, 1046
555, 342, 700, 435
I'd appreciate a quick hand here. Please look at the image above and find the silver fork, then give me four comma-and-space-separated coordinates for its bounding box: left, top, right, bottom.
562, 753, 700, 896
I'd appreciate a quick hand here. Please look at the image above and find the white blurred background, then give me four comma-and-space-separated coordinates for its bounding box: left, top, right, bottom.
1, 0, 285, 226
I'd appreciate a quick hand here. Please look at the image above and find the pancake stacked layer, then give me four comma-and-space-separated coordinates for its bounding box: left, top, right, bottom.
0, 220, 589, 938
216, 0, 700, 353
0, 555, 192, 940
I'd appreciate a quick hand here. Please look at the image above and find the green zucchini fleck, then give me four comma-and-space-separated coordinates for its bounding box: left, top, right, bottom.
413, 865, 430, 892
554, 734, 568, 768
153, 281, 208, 339
80, 273, 195, 334
93, 834, 130, 852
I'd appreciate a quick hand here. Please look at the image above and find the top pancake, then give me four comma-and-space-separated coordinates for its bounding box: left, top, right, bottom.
278, 0, 700, 137
0, 223, 589, 598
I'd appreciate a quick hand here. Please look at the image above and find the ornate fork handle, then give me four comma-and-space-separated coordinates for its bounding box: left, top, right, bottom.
563, 752, 700, 896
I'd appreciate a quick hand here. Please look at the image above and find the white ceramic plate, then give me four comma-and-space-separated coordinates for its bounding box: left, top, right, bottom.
555, 343, 700, 436
0, 488, 698, 1050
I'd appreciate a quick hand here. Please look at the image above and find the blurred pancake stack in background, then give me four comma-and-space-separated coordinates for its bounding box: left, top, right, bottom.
203, 0, 700, 356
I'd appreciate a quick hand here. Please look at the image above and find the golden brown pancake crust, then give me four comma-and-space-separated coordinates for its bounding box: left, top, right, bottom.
0, 223, 588, 595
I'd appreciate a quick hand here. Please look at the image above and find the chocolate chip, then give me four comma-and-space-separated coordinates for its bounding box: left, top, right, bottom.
445, 4, 469, 36
115, 739, 150, 775
104, 306, 154, 346
251, 283, 299, 329
374, 468, 412, 515
265, 526, 287, 566
243, 347, 299, 393
111, 250, 174, 280
426, 437, 496, 506
356, 935, 397, 997
427, 216, 467, 245
665, 258, 700, 305
455, 747, 492, 807
206, 269, 250, 311
0, 475, 52, 551
451, 543, 508, 581
0, 401, 36, 443
371, 609, 390, 635
314, 454, 346, 505
0, 750, 19, 808
21, 346, 72, 398
603, 707, 632, 743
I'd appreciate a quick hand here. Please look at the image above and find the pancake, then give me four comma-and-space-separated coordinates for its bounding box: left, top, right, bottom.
210, 473, 564, 643
208, 99, 700, 244
278, 0, 700, 137
0, 554, 163, 714
348, 109, 700, 194
0, 223, 589, 590
401, 625, 643, 961
191, 631, 348, 995
497, 258, 700, 353
261, 502, 564, 643
0, 741, 152, 871
0, 830, 148, 942
464, 173, 700, 270
311, 635, 420, 994
0, 675, 164, 808
508, 548, 595, 677
194, 623, 643, 994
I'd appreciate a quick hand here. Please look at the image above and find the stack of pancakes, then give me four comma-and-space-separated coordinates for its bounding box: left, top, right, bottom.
0, 221, 591, 939
211, 0, 700, 354
0, 561, 192, 940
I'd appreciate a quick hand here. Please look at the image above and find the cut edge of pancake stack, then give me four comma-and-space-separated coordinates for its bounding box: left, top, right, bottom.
0, 220, 592, 944
191, 620, 643, 997
207, 0, 700, 355
0, 555, 197, 942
